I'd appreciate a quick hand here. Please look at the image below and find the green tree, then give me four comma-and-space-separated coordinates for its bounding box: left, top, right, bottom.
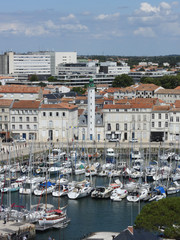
29, 74, 38, 82
134, 197, 180, 239
47, 76, 58, 82
38, 82, 47, 87
112, 74, 134, 87
72, 87, 86, 94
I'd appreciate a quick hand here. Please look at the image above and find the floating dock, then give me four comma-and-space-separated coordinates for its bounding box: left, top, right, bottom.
0, 220, 35, 240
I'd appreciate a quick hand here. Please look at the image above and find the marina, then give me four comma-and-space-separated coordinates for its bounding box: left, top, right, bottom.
0, 142, 179, 239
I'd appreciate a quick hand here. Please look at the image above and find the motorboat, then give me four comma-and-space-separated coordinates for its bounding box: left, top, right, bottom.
91, 186, 113, 199
68, 184, 93, 199
110, 188, 128, 201
85, 166, 98, 177
52, 184, 69, 197
167, 181, 180, 195
149, 186, 166, 202
126, 188, 148, 202
19, 176, 45, 194
106, 148, 116, 163
34, 181, 55, 196
48, 148, 66, 162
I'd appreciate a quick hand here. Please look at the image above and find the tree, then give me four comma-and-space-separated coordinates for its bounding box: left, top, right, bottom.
47, 76, 58, 82
72, 87, 86, 95
29, 74, 38, 82
112, 74, 134, 87
134, 197, 180, 239
38, 82, 47, 87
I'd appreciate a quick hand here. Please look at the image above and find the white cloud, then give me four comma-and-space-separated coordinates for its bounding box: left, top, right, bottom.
60, 14, 76, 21
60, 24, 88, 32
134, 27, 156, 37
95, 12, 120, 20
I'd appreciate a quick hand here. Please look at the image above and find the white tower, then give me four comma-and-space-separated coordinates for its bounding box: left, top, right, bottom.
87, 78, 95, 140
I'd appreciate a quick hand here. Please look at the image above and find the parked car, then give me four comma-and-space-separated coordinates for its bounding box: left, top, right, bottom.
129, 138, 138, 143
2, 137, 14, 143
109, 139, 119, 142
16, 138, 26, 143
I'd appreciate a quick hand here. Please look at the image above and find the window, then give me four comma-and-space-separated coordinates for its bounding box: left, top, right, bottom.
4, 116, 7, 121
26, 117, 29, 122
0, 124, 2, 130
4, 124, 8, 130
124, 123, 127, 131
56, 112, 59, 117
165, 113, 168, 119
158, 113, 161, 119
107, 123, 111, 131
19, 117, 22, 122
152, 113, 154, 119
2, 109, 4, 113
152, 122, 154, 127
12, 117, 15, 122
49, 112, 52, 117
116, 123, 119, 131
34, 117, 37, 122
12, 125, 15, 130
34, 125, 37, 130
90, 134, 93, 140
43, 112, 46, 117
62, 112, 65, 117
158, 122, 161, 127
176, 117, 179, 122
19, 125, 22, 130
143, 115, 146, 121
170, 117, 173, 122
165, 122, 168, 127
27, 125, 30, 130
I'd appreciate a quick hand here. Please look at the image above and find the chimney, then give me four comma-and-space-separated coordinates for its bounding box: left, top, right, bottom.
127, 226, 134, 235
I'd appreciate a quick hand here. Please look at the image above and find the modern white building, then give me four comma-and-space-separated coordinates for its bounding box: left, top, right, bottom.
0, 51, 77, 77
56, 61, 99, 76
100, 61, 130, 75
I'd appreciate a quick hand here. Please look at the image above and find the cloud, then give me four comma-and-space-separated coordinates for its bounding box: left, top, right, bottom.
60, 14, 76, 21
95, 12, 120, 20
60, 24, 88, 32
134, 27, 156, 37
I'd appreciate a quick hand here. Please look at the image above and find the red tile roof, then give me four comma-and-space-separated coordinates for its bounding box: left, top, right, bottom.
41, 103, 77, 110
152, 105, 171, 111
136, 83, 159, 91
0, 85, 41, 93
12, 100, 41, 109
0, 99, 13, 107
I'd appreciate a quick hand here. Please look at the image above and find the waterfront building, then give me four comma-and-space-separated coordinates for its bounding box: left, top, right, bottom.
102, 103, 153, 142
10, 100, 41, 140
38, 103, 78, 142
0, 99, 13, 140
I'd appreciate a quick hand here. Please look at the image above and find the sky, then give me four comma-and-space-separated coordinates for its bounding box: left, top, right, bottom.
0, 0, 180, 56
